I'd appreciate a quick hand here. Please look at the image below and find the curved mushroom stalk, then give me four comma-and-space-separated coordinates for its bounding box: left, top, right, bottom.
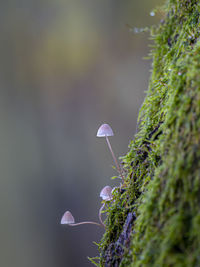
98, 203, 106, 227
68, 221, 103, 227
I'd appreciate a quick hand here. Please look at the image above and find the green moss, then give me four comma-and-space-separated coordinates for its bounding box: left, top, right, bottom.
95, 0, 200, 266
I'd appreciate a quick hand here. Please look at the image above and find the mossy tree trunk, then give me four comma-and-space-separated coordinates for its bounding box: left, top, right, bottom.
96, 0, 200, 266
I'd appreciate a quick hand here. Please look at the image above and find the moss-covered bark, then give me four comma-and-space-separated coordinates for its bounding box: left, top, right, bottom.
92, 0, 200, 266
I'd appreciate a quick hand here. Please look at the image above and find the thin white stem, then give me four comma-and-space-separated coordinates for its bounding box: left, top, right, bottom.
105, 135, 125, 182
68, 221, 103, 227
99, 203, 106, 227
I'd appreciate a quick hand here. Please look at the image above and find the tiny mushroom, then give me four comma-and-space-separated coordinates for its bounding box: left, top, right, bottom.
100, 185, 113, 201
61, 211, 75, 225
97, 123, 114, 137
97, 123, 125, 182
99, 185, 113, 227
61, 210, 103, 227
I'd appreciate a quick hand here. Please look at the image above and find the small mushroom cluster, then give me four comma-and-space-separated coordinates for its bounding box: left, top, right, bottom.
61, 124, 124, 228
61, 185, 113, 228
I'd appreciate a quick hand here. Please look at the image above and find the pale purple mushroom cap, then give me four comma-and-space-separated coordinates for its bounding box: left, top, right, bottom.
100, 185, 113, 201
61, 211, 75, 224
97, 124, 114, 137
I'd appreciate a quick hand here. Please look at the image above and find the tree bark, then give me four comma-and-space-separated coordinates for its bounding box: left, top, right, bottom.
97, 0, 200, 266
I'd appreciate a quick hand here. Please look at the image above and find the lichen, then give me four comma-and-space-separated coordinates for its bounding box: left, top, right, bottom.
93, 0, 200, 266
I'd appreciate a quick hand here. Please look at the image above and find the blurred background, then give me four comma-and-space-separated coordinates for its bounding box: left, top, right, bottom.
0, 0, 164, 266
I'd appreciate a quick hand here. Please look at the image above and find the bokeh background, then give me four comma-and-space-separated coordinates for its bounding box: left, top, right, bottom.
0, 0, 164, 266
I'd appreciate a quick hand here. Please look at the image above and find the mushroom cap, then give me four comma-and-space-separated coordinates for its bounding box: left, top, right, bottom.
61, 211, 75, 224
100, 185, 113, 201
96, 124, 114, 137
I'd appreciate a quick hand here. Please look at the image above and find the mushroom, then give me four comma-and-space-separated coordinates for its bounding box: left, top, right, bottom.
99, 185, 113, 227
61, 211, 103, 227
100, 185, 113, 201
61, 210, 75, 224
97, 123, 125, 182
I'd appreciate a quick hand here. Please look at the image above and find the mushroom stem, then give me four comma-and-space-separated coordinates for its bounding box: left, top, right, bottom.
68, 221, 104, 227
99, 203, 106, 227
105, 135, 125, 182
